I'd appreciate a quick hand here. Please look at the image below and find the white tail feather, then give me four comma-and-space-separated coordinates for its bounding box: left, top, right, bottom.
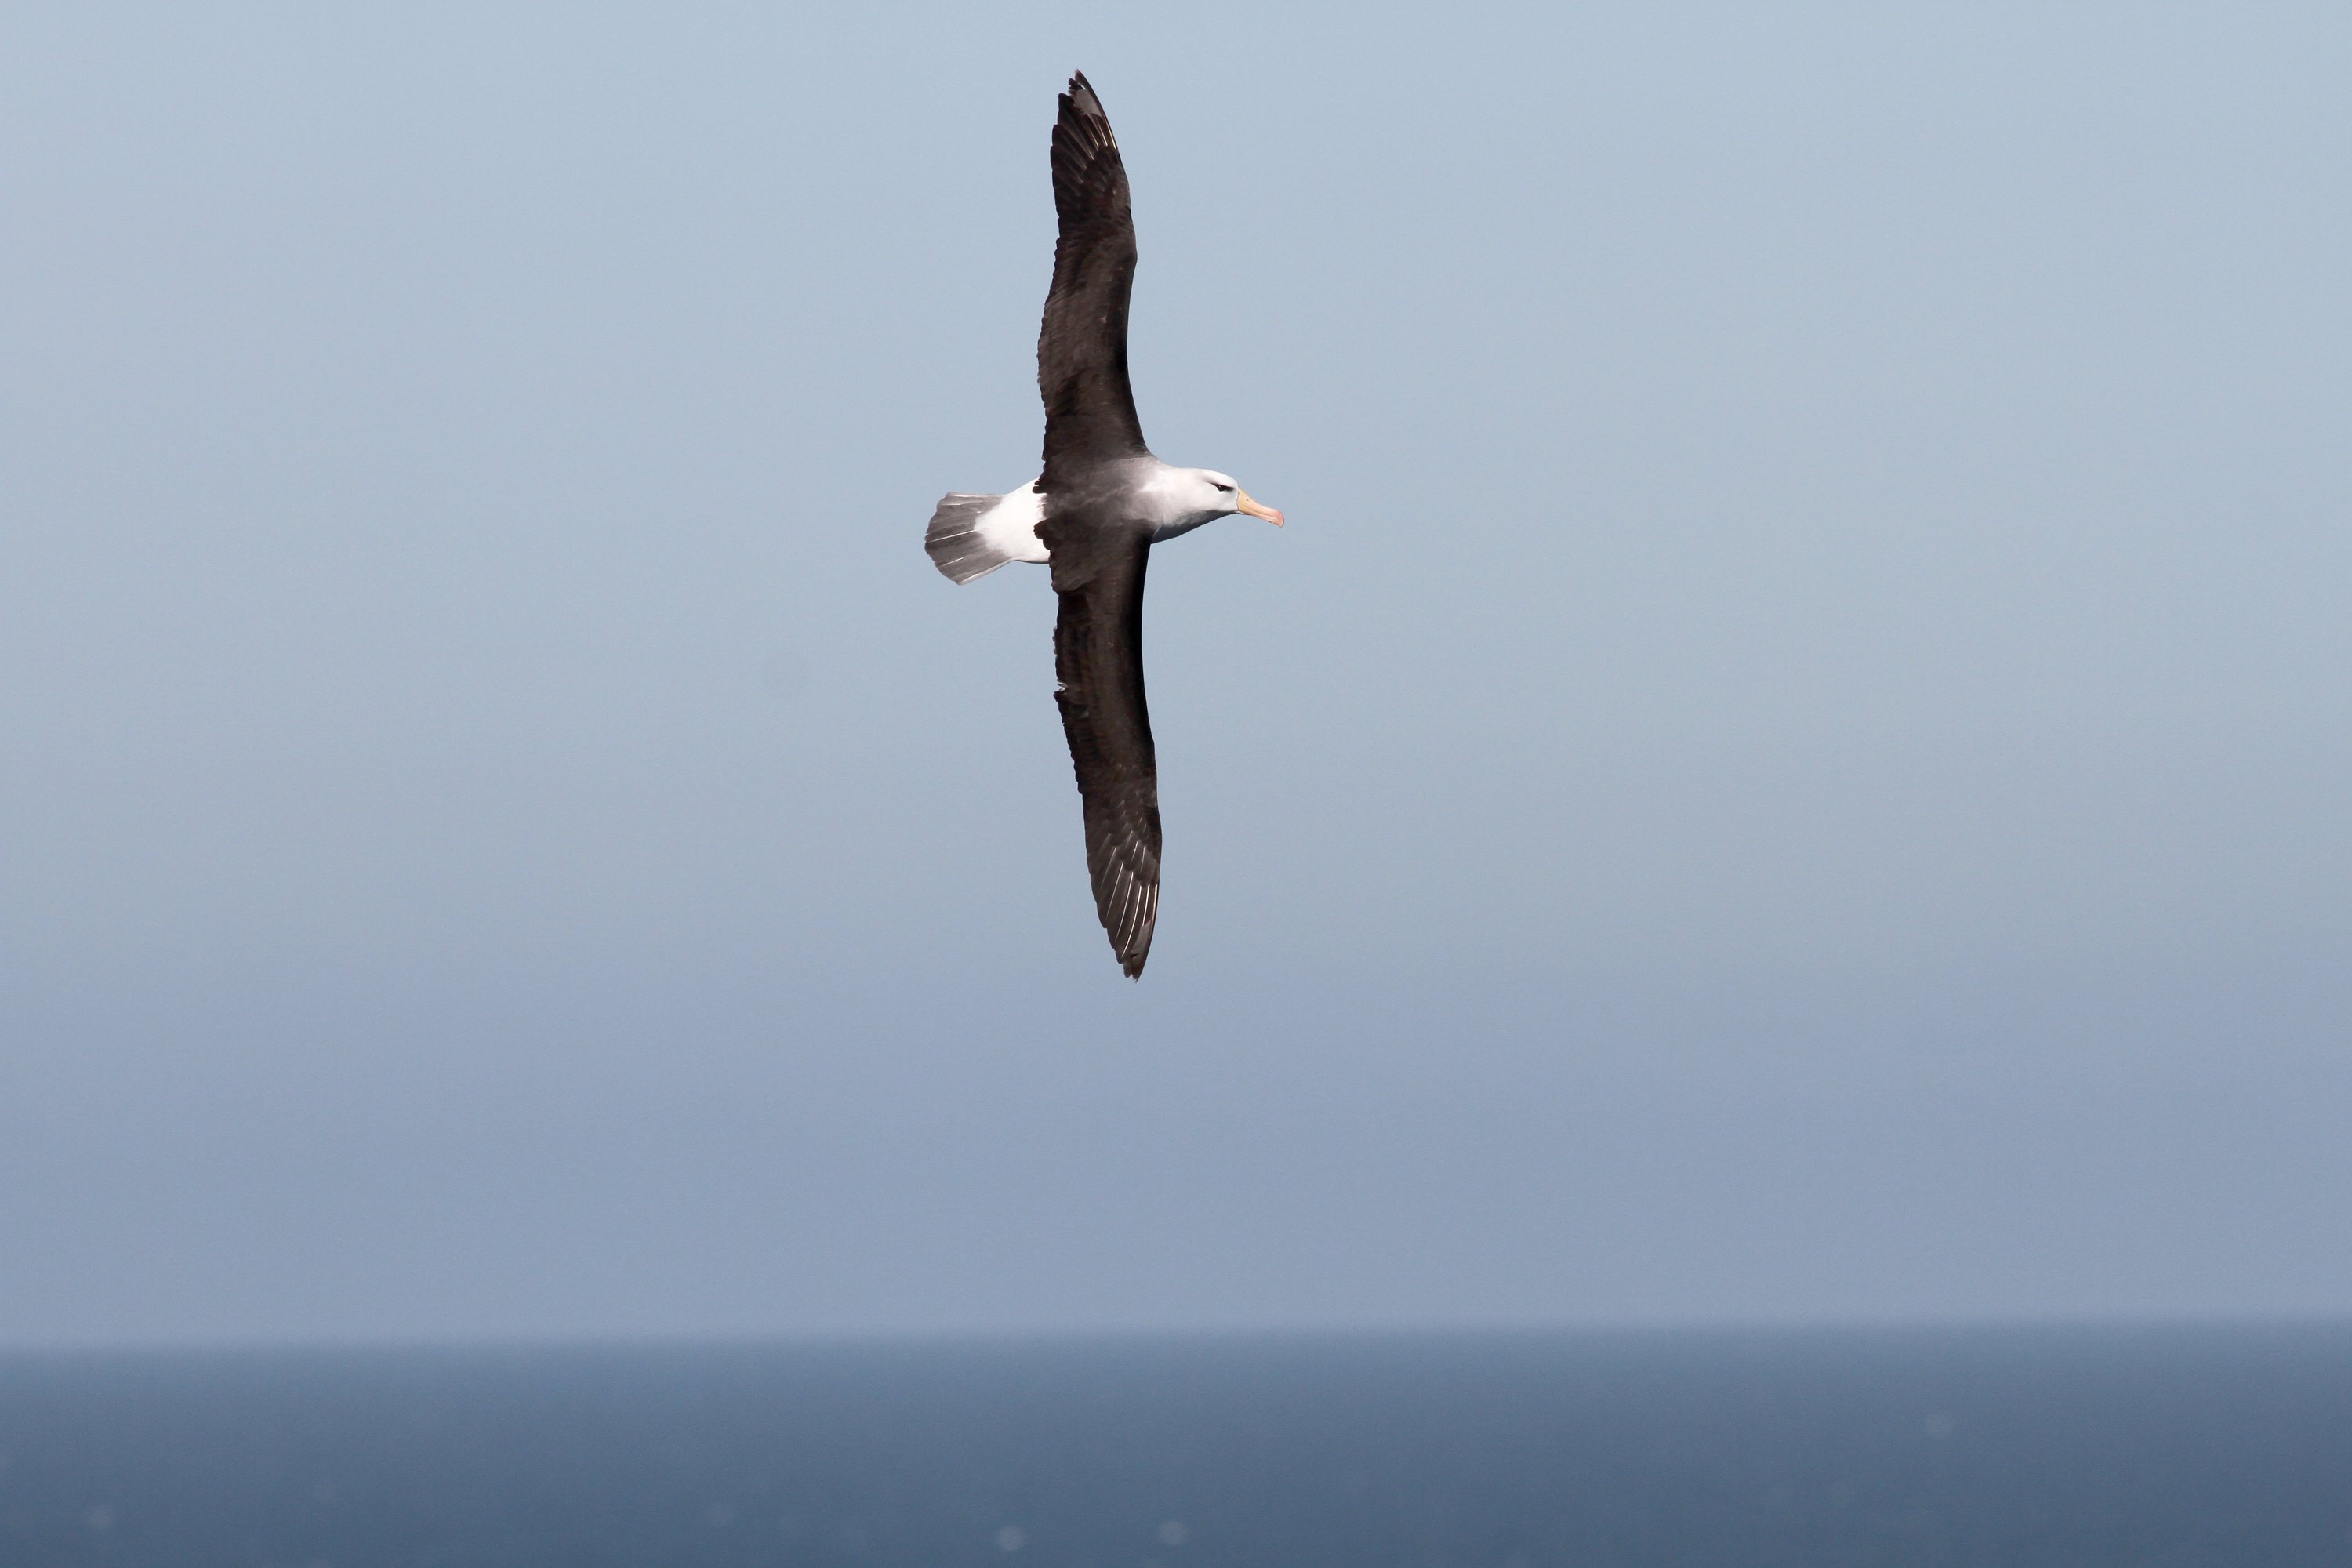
924, 483, 1046, 584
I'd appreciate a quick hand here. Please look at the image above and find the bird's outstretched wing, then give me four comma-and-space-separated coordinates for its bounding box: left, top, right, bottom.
1042, 519, 1160, 978
1038, 72, 1147, 489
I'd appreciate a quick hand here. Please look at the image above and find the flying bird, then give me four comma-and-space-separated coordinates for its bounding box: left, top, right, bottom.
924, 72, 1283, 980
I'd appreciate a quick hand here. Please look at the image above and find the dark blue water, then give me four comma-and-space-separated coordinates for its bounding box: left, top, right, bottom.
3, 1327, 2350, 1566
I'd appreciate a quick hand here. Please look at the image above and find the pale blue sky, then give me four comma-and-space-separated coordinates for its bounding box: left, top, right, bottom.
3, 3, 2349, 1344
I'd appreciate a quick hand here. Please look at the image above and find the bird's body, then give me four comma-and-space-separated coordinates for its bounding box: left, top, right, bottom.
924, 73, 1282, 978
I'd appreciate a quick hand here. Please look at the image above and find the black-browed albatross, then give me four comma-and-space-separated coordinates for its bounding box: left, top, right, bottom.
924, 71, 1283, 980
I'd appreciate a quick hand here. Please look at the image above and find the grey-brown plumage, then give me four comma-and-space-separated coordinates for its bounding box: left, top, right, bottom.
1042, 522, 1159, 977
1039, 74, 1146, 483
1038, 74, 1161, 978
921, 72, 1286, 979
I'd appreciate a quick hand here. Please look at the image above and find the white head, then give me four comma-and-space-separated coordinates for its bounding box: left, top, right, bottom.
1161, 466, 1285, 531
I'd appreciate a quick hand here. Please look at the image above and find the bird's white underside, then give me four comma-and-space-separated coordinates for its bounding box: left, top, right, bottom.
975, 482, 1051, 565
968, 464, 1245, 570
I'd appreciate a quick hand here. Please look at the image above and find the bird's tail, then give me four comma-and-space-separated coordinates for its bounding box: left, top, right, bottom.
925, 493, 1014, 584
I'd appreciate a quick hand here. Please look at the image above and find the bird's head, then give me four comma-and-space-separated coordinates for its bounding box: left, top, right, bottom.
1178, 468, 1284, 528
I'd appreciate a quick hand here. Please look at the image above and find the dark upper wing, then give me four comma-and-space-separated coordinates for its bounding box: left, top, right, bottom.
1038, 72, 1147, 488
1042, 518, 1160, 978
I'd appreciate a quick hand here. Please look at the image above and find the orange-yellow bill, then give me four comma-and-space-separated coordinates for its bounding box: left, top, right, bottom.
1236, 491, 1284, 526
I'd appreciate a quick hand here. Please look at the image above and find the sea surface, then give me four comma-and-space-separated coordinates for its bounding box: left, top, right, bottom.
2, 1326, 2349, 1567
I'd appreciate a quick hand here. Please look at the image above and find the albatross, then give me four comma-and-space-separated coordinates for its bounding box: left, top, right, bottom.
924, 71, 1283, 980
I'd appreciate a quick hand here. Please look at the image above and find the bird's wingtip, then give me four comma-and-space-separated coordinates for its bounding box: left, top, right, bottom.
1062, 71, 1105, 118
